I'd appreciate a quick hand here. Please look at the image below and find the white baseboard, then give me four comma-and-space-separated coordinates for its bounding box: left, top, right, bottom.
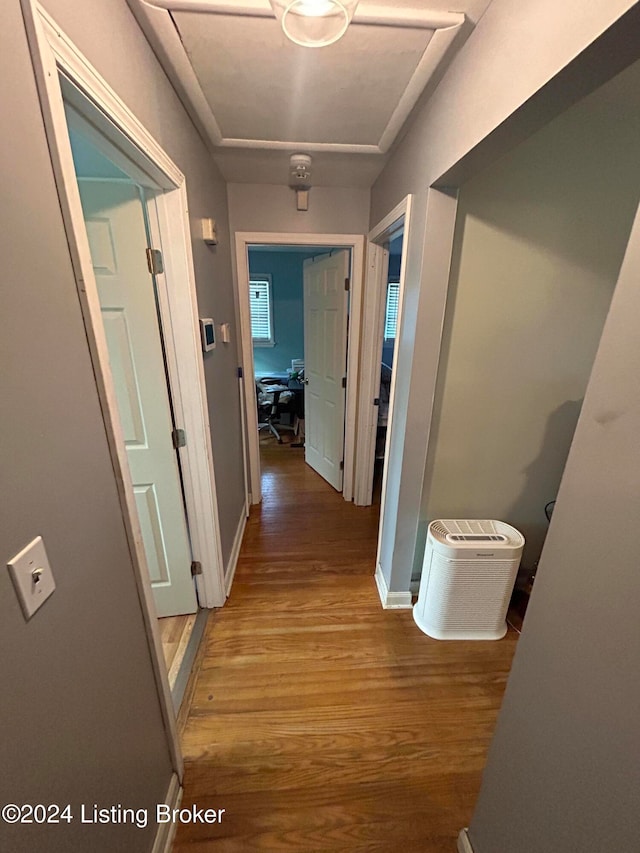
374, 563, 413, 609
457, 828, 474, 853
152, 772, 182, 853
225, 505, 247, 596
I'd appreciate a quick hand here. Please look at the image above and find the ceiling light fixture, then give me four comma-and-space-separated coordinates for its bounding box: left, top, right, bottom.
268, 0, 360, 48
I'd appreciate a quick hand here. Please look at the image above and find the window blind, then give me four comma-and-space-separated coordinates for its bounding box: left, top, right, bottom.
384, 281, 400, 340
249, 278, 273, 344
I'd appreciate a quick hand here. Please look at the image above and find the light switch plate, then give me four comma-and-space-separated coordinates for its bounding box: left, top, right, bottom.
8, 536, 56, 620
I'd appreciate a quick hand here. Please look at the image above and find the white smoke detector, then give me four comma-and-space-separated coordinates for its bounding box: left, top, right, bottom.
289, 153, 312, 189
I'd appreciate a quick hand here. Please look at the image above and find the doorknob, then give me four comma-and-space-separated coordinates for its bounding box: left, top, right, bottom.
304, 378, 309, 385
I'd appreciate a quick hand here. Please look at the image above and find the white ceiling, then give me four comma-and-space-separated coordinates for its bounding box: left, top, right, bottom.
131, 0, 494, 186
175, 12, 434, 146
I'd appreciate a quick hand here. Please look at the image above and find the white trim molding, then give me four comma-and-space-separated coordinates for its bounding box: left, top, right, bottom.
355, 195, 412, 509
374, 564, 413, 610
146, 189, 226, 609
457, 829, 475, 853
152, 773, 182, 853
225, 506, 248, 596
128, 0, 464, 155
39, 6, 182, 186
234, 231, 365, 505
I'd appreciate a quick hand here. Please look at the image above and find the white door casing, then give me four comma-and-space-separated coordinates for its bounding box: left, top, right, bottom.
234, 232, 364, 506
354, 195, 412, 507
303, 250, 350, 491
78, 179, 197, 617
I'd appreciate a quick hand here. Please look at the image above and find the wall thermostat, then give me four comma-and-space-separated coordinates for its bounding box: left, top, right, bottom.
199, 318, 216, 352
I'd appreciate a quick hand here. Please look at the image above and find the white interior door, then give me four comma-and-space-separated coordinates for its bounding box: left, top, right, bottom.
303, 250, 349, 491
78, 179, 197, 617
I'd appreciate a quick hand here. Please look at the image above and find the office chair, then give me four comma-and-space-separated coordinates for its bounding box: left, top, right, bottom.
256, 381, 294, 443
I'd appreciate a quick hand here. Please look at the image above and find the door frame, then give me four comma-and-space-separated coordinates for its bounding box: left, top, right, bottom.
235, 232, 365, 503
22, 0, 227, 779
354, 195, 412, 507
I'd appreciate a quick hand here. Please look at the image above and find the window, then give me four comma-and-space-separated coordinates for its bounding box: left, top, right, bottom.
249, 275, 274, 346
384, 281, 400, 340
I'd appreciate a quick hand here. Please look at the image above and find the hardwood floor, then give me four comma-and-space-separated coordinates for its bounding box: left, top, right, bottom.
173, 441, 518, 851
158, 613, 197, 688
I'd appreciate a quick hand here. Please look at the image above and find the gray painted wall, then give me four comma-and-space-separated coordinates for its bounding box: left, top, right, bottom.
0, 2, 175, 850
228, 183, 370, 235
467, 196, 640, 853
42, 0, 246, 566
424, 59, 640, 577
371, 0, 639, 218
369, 0, 639, 593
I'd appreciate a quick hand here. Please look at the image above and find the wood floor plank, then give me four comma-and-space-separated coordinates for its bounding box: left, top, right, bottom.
173, 442, 517, 851
159, 613, 197, 688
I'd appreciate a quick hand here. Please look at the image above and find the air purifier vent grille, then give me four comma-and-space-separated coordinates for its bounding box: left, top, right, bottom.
447, 534, 506, 542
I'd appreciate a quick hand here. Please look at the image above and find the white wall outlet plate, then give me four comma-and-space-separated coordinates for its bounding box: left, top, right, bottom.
8, 536, 56, 620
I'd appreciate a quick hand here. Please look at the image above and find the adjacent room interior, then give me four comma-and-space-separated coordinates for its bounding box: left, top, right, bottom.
247, 244, 353, 495
250, 246, 317, 451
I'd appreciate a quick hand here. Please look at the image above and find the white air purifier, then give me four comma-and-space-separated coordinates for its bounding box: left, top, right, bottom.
413, 519, 524, 640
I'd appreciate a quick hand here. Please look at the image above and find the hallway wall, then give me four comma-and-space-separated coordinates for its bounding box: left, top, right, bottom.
228, 183, 370, 235
466, 195, 640, 853
424, 58, 640, 577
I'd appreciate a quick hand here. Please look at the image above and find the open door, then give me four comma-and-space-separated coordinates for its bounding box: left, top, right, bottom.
77, 179, 197, 617
303, 250, 349, 491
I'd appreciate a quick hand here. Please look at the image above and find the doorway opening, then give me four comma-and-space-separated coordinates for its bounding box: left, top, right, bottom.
373, 231, 404, 502
354, 199, 412, 510
64, 108, 209, 698
248, 245, 351, 492
235, 232, 365, 506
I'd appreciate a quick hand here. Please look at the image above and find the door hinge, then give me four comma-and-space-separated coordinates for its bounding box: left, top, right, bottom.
341, 376, 347, 389
339, 460, 344, 470
373, 397, 380, 406
191, 561, 203, 577
146, 248, 164, 275
237, 366, 244, 378
171, 428, 186, 449
344, 277, 350, 291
